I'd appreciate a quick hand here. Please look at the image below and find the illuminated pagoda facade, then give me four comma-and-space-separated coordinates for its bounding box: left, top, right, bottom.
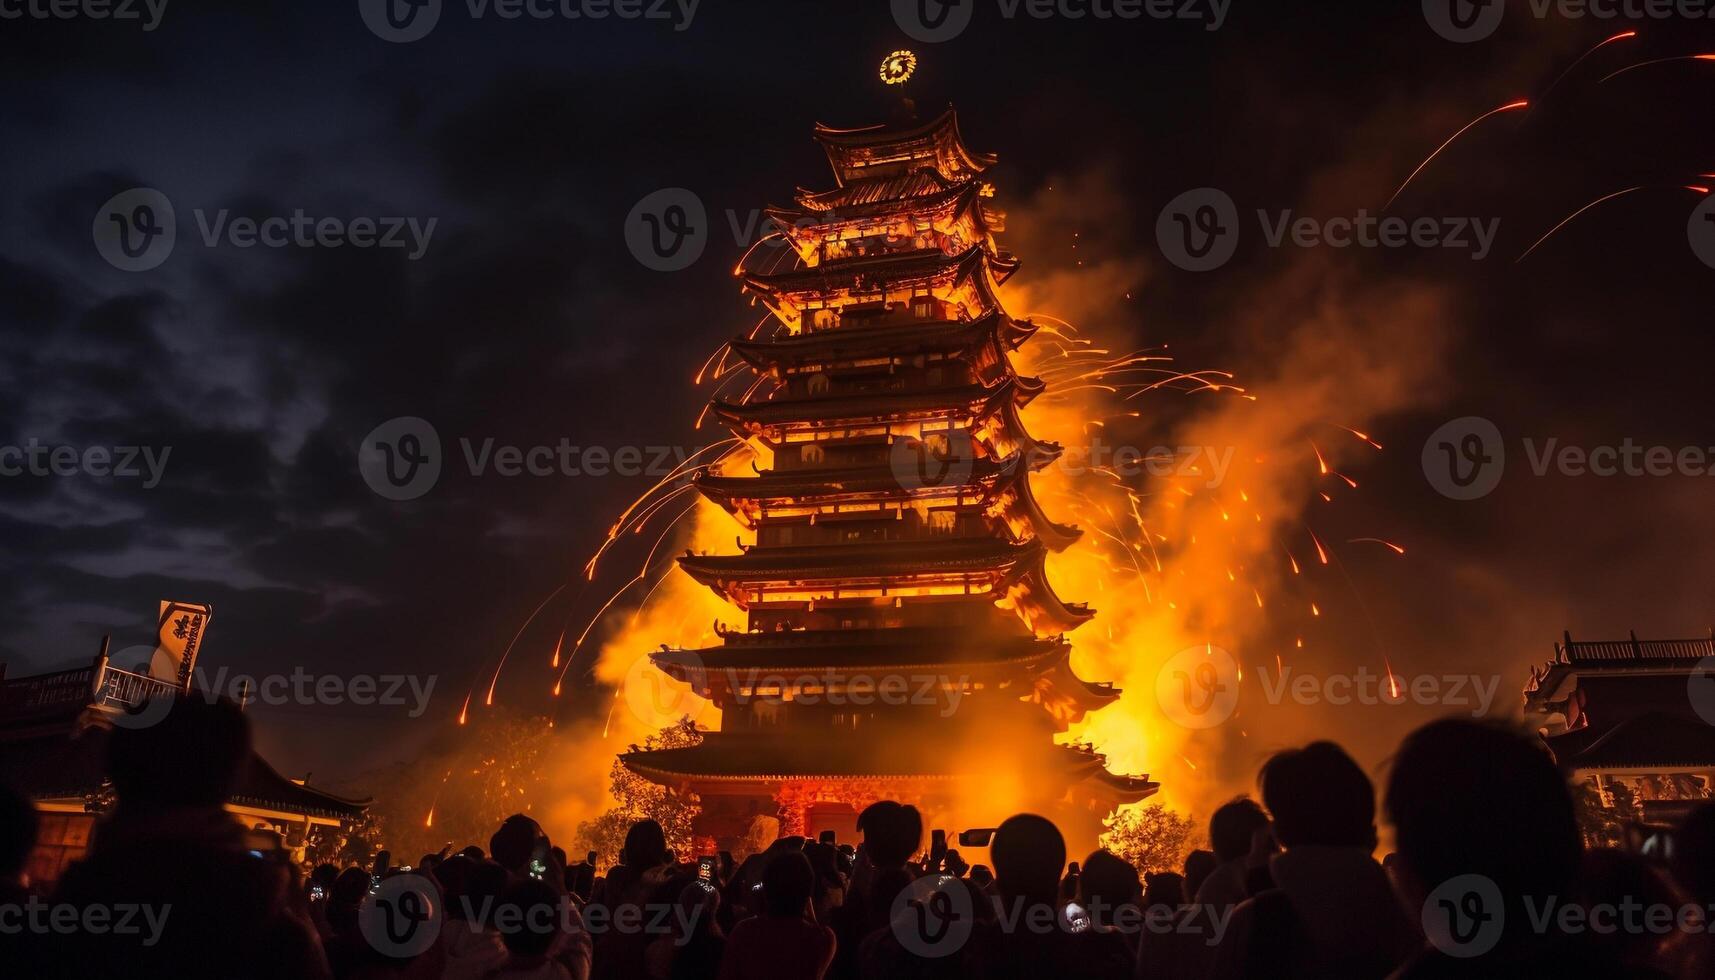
622, 96, 1156, 847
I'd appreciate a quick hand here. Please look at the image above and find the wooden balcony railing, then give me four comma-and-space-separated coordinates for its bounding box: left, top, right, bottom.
95, 665, 186, 708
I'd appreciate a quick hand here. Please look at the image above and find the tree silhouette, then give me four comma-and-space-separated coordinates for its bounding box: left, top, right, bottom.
1101, 803, 1200, 875
574, 718, 702, 866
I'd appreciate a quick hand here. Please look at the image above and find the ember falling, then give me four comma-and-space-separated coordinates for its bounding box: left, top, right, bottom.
5, 3, 1715, 870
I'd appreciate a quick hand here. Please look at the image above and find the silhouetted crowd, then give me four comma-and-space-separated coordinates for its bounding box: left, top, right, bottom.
3, 695, 1715, 978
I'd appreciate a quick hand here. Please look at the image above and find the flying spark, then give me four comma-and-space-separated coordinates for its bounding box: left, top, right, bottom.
1599, 54, 1715, 85
1385, 100, 1529, 210
1517, 186, 1642, 263
1542, 30, 1637, 98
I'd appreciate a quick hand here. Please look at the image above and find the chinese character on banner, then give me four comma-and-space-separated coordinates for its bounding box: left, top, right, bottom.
149, 601, 212, 689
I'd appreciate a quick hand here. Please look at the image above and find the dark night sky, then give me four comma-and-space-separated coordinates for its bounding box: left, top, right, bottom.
2, 1, 1713, 801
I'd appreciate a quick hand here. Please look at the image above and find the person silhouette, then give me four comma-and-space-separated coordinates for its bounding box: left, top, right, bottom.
1384, 718, 1618, 979
49, 695, 329, 979
1209, 741, 1413, 979
718, 851, 835, 980
961, 813, 1130, 979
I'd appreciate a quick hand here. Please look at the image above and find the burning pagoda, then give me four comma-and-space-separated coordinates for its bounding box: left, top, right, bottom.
623, 63, 1155, 847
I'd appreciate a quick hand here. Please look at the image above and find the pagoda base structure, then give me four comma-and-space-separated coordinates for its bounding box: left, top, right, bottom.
624, 733, 1156, 853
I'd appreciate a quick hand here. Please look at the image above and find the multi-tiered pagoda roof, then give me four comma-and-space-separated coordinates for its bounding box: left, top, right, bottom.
623, 101, 1155, 847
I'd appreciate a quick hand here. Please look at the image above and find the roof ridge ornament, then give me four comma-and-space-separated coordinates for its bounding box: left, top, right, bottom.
880, 49, 917, 87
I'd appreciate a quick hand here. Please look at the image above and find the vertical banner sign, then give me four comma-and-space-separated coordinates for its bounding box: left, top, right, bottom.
149, 601, 212, 689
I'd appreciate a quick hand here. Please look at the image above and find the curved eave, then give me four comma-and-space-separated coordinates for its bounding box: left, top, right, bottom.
811, 109, 997, 187
997, 467, 1083, 552
726, 312, 1014, 372
1022, 644, 1119, 730
1001, 547, 1095, 635
650, 636, 1067, 690
709, 376, 1027, 434
738, 246, 1017, 307
767, 182, 990, 250
811, 108, 989, 152
768, 179, 980, 228
1005, 317, 1041, 350
1056, 746, 1158, 805
793, 169, 961, 212
1085, 770, 1161, 805
991, 398, 1065, 469
676, 537, 1046, 592
621, 755, 965, 788
622, 737, 1139, 791
694, 456, 1016, 512
1011, 374, 1046, 408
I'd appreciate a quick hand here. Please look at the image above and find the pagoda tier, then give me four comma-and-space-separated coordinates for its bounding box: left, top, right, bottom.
812, 109, 996, 187
679, 534, 1036, 581
676, 538, 1094, 635
649, 627, 1119, 729
710, 399, 1056, 487
694, 454, 1083, 552
766, 179, 1004, 267
728, 310, 1037, 374
741, 246, 1016, 332
794, 169, 963, 212
710, 374, 1040, 432
621, 736, 1155, 807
